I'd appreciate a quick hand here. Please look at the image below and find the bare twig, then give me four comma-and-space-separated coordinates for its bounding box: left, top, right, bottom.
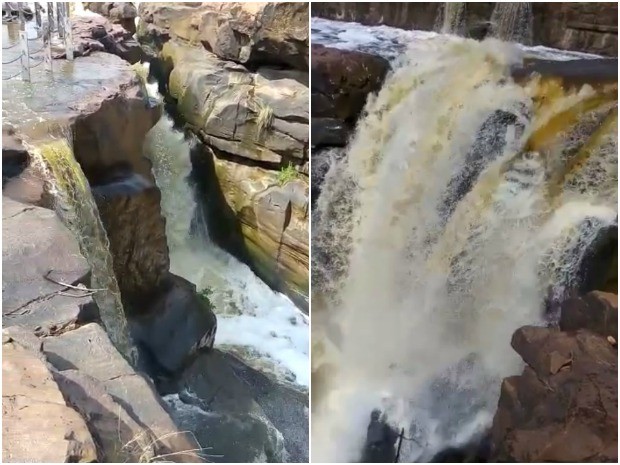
43, 269, 106, 292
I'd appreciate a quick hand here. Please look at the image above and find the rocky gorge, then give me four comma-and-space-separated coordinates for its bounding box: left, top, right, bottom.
3, 3, 308, 463
310, 3, 617, 463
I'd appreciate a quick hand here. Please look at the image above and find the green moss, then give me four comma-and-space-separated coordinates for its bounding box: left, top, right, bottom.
276, 163, 298, 186
197, 287, 213, 308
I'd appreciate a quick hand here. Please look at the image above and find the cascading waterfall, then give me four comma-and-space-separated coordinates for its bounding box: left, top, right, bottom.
311, 37, 617, 462
31, 135, 137, 364
491, 2, 534, 45
435, 2, 466, 35
142, 80, 309, 388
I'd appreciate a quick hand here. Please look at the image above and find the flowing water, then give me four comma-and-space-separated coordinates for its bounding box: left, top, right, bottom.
31, 135, 137, 363
435, 2, 466, 35
311, 34, 617, 462
490, 2, 534, 45
142, 81, 309, 389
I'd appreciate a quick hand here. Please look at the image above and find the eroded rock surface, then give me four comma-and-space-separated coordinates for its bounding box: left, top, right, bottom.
490, 311, 618, 462
70, 14, 144, 63
138, 2, 308, 69
84, 2, 138, 34
2, 197, 95, 334
141, 17, 310, 301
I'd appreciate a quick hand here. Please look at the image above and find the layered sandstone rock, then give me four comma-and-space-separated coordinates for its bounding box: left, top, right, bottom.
138, 2, 308, 69
137, 5, 310, 302
163, 40, 308, 164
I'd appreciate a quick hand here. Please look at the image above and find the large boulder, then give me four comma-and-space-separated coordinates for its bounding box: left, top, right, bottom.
83, 2, 138, 34
163, 40, 308, 164
490, 325, 617, 462
2, 334, 98, 463
166, 350, 308, 462
138, 2, 308, 70
311, 45, 389, 149
311, 44, 390, 124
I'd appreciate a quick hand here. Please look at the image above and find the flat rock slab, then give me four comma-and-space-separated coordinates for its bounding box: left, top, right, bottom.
2, 337, 98, 462
2, 50, 138, 135
2, 197, 93, 332
53, 369, 156, 463
43, 323, 202, 462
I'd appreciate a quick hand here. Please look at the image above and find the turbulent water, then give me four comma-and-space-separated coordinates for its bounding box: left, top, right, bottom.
311, 34, 617, 462
142, 82, 309, 389
32, 136, 137, 363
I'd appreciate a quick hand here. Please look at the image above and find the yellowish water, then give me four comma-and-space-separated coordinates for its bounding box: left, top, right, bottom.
311, 37, 617, 461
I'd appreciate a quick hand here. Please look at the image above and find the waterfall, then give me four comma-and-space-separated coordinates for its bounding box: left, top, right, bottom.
435, 2, 466, 35
491, 2, 534, 45
311, 37, 617, 462
142, 82, 309, 388
32, 136, 137, 364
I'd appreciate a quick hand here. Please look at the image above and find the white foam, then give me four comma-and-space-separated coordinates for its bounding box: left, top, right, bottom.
143, 89, 309, 389
311, 17, 603, 62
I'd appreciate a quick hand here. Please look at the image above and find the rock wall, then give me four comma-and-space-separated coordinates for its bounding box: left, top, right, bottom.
311, 2, 618, 56
138, 2, 310, 303
490, 291, 618, 462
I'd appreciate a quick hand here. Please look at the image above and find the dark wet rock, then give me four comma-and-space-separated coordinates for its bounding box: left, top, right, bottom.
490, 325, 617, 462
3, 333, 99, 463
43, 323, 203, 462
2, 197, 95, 334
311, 44, 389, 124
70, 15, 144, 64
138, 2, 309, 70
430, 433, 491, 462
513, 58, 619, 88
310, 146, 346, 207
560, 291, 618, 339
311, 117, 350, 148
129, 274, 217, 374
223, 352, 309, 462
2, 126, 28, 184
84, 2, 138, 34
360, 410, 398, 463
168, 350, 293, 463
